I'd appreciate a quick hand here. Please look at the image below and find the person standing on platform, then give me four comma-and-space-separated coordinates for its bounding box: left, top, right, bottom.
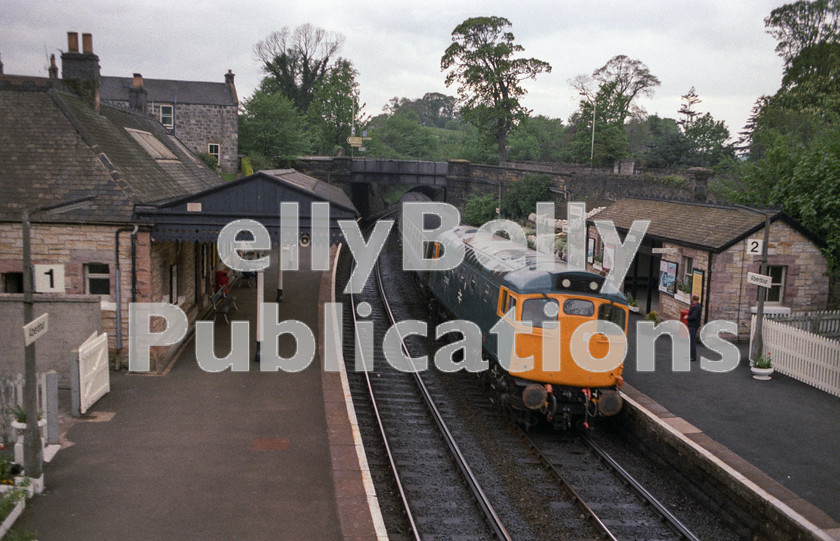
687, 294, 702, 361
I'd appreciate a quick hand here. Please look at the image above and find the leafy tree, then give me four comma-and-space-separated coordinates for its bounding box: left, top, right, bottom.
683, 112, 734, 167
306, 58, 361, 155
384, 93, 460, 128
239, 90, 311, 167
678, 87, 702, 127
507, 115, 568, 162
500, 173, 551, 220
764, 0, 840, 66
365, 111, 438, 159
639, 115, 693, 169
571, 55, 660, 126
254, 24, 345, 111
567, 81, 631, 165
463, 192, 499, 226
441, 16, 551, 164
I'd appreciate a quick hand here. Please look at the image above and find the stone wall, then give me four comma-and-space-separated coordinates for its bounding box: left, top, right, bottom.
710, 221, 829, 337
445, 160, 567, 209
0, 295, 101, 387
0, 223, 213, 371
111, 99, 239, 174
152, 102, 239, 174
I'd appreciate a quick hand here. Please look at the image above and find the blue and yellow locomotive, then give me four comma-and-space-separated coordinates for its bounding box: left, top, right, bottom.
412, 223, 629, 430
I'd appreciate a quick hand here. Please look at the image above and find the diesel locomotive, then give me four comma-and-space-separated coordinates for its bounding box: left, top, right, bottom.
407, 219, 629, 430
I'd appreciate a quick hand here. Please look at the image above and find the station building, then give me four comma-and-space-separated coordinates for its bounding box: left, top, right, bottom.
586, 198, 829, 338
0, 33, 356, 382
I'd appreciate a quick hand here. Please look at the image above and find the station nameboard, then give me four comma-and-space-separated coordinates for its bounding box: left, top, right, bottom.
747, 272, 772, 288
24, 313, 49, 346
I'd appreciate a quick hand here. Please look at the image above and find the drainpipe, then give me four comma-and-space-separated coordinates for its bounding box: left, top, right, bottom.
114, 225, 138, 370
704, 251, 713, 326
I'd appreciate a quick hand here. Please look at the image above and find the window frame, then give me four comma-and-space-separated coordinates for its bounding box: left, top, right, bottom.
208, 143, 220, 163
84, 263, 111, 296
766, 265, 787, 304
159, 104, 174, 129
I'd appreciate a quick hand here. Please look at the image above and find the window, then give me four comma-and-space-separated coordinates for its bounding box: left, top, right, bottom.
208, 143, 220, 163
85, 263, 110, 295
3, 272, 23, 293
160, 104, 174, 129
564, 298, 595, 317
522, 298, 559, 328
766, 265, 787, 303
681, 256, 694, 285
125, 128, 178, 161
598, 303, 626, 328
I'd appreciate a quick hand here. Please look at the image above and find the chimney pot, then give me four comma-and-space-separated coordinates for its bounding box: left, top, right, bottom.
82, 33, 93, 54
67, 32, 79, 53
49, 54, 58, 79
132, 73, 143, 88
225, 69, 235, 85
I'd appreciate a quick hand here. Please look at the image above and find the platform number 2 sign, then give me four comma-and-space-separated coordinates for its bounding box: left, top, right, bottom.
746, 239, 764, 256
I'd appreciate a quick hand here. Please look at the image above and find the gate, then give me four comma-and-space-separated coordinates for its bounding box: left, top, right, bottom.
72, 332, 110, 415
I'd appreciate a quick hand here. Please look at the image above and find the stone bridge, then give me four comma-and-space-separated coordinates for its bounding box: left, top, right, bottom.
294, 156, 713, 216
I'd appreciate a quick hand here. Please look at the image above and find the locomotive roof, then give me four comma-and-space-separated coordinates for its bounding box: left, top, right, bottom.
441, 226, 626, 304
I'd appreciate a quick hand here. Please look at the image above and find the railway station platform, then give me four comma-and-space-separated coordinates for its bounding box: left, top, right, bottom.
13, 247, 382, 540
621, 313, 840, 539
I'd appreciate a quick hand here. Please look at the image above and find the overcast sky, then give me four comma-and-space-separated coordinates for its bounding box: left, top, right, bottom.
2, 0, 787, 139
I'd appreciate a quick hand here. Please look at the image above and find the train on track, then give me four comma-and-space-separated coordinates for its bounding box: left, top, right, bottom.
400, 200, 630, 430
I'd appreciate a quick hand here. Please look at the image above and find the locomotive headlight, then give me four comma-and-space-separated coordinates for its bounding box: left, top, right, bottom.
561, 278, 571, 288
589, 281, 599, 291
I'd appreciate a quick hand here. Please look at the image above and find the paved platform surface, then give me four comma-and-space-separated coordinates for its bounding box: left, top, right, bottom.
622, 313, 840, 533
14, 249, 374, 540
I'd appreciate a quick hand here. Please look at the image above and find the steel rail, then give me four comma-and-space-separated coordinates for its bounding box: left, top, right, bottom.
582, 436, 701, 541
517, 429, 619, 541
373, 258, 512, 541
347, 289, 420, 541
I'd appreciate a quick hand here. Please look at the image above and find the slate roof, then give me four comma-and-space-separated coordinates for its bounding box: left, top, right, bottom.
0, 80, 223, 225
589, 198, 824, 252
100, 76, 237, 106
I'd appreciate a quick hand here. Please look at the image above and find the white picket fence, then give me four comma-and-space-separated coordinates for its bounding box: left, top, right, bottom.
0, 372, 59, 445
751, 315, 840, 397
767, 309, 840, 340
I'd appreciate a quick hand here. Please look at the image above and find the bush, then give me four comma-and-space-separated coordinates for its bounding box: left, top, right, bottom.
197, 152, 218, 171
463, 192, 498, 226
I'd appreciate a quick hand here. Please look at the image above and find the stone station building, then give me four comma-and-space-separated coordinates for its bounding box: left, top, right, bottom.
587, 198, 829, 338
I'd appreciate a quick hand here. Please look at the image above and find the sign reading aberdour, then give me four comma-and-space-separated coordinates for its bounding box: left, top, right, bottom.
24, 313, 49, 347
127, 202, 741, 374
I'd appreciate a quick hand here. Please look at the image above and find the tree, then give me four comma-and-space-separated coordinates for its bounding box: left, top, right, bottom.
764, 0, 840, 66
572, 55, 660, 126
507, 115, 568, 162
239, 90, 311, 168
254, 25, 345, 112
306, 58, 362, 155
678, 87, 702, 127
441, 16, 551, 164
683, 112, 734, 167
366, 111, 438, 160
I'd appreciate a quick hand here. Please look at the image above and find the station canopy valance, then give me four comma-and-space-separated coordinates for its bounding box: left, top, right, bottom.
136, 169, 359, 244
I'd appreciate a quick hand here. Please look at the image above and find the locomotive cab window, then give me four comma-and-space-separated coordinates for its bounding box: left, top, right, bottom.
564, 298, 595, 317
521, 297, 559, 328
597, 303, 626, 328
497, 288, 517, 319
423, 241, 444, 260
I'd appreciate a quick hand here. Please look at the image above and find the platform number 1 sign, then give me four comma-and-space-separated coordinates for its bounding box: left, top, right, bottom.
746, 239, 764, 256
34, 264, 65, 293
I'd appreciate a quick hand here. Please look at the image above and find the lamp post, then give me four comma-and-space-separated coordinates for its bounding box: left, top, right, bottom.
736, 204, 773, 362
580, 92, 596, 173
21, 195, 95, 481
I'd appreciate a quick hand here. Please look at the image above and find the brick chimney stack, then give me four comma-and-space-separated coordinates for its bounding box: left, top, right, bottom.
61, 31, 101, 112
224, 69, 235, 85
0, 54, 4, 75
128, 73, 147, 113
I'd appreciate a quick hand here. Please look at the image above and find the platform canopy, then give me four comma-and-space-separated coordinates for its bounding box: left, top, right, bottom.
136, 169, 359, 244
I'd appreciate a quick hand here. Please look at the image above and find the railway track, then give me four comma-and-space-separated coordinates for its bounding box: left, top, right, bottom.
339, 211, 712, 540
338, 220, 509, 539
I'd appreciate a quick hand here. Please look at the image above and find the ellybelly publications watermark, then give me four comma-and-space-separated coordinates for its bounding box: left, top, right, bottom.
127, 201, 741, 374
